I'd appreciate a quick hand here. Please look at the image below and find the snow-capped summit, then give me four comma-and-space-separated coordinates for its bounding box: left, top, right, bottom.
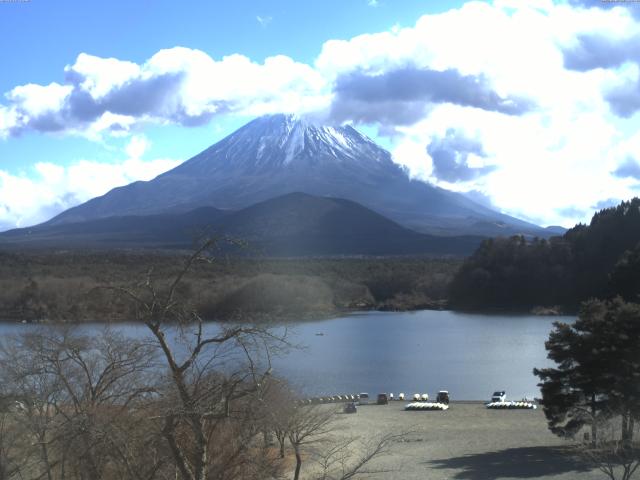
47, 114, 546, 237
184, 113, 387, 172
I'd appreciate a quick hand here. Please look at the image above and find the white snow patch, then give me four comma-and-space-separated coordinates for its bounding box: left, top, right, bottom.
325, 127, 351, 149
256, 139, 267, 160
283, 122, 305, 164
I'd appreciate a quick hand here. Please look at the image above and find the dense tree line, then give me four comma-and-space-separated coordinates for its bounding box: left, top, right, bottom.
449, 198, 640, 311
0, 252, 460, 323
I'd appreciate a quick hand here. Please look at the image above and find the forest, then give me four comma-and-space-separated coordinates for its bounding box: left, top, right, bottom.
0, 251, 460, 323
449, 198, 640, 312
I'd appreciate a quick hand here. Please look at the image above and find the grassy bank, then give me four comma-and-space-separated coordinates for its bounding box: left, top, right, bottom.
0, 251, 461, 323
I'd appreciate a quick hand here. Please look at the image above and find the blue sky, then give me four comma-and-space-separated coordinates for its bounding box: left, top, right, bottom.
1, 0, 640, 229
0, 0, 461, 179
1, 0, 459, 171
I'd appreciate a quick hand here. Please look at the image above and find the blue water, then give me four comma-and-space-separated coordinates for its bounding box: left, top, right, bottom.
271, 310, 570, 400
0, 310, 571, 401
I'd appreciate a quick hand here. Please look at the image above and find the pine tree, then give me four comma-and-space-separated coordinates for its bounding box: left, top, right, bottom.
534, 299, 640, 444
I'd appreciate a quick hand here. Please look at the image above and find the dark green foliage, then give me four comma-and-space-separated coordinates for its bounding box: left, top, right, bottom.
534, 299, 640, 442
449, 235, 573, 310
0, 193, 482, 256
450, 198, 640, 311
610, 243, 640, 303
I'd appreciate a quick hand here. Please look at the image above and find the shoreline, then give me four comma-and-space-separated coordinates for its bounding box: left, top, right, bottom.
0, 302, 574, 325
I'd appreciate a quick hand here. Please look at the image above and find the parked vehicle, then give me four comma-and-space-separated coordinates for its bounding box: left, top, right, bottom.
399, 393, 405, 401
343, 402, 357, 414
413, 393, 421, 401
420, 393, 429, 401
377, 393, 388, 405
436, 391, 450, 404
491, 391, 506, 403
358, 393, 369, 405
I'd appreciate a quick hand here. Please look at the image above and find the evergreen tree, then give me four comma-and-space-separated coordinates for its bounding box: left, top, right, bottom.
450, 197, 640, 311
610, 243, 640, 303
534, 299, 640, 444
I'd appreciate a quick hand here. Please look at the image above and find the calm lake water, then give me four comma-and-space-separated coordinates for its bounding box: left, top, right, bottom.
0, 310, 571, 401
271, 310, 570, 400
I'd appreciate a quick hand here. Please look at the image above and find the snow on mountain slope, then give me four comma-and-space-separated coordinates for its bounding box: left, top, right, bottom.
47, 114, 546, 237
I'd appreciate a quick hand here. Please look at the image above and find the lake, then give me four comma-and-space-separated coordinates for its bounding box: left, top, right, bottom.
0, 310, 571, 401
272, 310, 570, 400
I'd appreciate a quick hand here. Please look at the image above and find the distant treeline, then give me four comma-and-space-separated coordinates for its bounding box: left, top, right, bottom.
0, 252, 461, 323
449, 198, 640, 312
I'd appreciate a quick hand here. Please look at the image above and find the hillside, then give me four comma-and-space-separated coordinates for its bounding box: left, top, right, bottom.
0, 193, 483, 256
449, 198, 640, 311
44, 114, 547, 238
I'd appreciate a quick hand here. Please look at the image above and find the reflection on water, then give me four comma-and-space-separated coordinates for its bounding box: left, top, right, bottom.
0, 310, 571, 400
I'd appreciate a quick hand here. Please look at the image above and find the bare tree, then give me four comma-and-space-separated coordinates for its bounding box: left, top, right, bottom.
0, 328, 163, 480
285, 403, 406, 480
579, 414, 640, 480
109, 239, 288, 480
0, 404, 29, 480
255, 377, 297, 459
313, 432, 404, 480
0, 238, 399, 480
287, 405, 337, 480
0, 335, 62, 480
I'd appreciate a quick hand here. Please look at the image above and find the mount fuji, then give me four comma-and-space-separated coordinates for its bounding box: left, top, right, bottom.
46, 114, 544, 237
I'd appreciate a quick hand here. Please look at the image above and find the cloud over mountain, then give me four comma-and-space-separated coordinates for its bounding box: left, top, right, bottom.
2, 1, 640, 229
561, 32, 640, 118
562, 33, 640, 72
2, 49, 325, 138
329, 67, 533, 126
613, 158, 640, 179
0, 136, 181, 228
568, 0, 640, 19
427, 130, 495, 183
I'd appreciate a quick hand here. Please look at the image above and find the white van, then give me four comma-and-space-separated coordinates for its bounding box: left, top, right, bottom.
358, 393, 369, 405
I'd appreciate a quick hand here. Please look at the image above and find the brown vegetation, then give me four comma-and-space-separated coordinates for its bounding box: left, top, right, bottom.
0, 251, 461, 323
0, 243, 403, 480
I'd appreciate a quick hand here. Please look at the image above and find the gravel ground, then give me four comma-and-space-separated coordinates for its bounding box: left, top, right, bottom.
326, 401, 604, 480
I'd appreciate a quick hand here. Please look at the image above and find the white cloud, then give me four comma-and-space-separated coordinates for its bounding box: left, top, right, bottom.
0, 138, 181, 229
0, 106, 18, 139
124, 135, 150, 159
0, 48, 328, 139
256, 15, 272, 27
88, 112, 138, 138
7, 83, 72, 118
65, 53, 141, 98
315, 0, 638, 226
1, 0, 639, 227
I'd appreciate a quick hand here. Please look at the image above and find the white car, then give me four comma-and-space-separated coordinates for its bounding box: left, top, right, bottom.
358, 393, 369, 405
491, 391, 506, 403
